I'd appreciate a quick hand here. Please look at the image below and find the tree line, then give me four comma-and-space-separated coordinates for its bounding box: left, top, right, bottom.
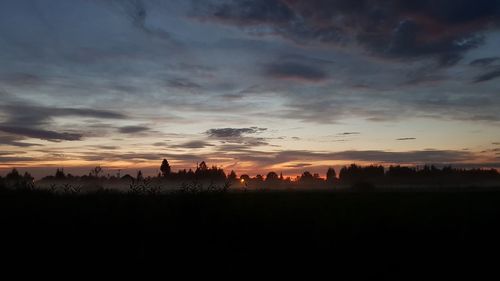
1, 159, 500, 190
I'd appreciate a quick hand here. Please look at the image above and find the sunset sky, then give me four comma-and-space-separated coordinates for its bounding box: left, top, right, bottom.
1, 0, 500, 178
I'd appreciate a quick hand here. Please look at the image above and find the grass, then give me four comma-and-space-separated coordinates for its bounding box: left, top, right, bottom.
1, 185, 500, 276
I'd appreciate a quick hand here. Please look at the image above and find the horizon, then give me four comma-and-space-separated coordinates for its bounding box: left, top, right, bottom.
2, 160, 499, 181
1, 1, 500, 175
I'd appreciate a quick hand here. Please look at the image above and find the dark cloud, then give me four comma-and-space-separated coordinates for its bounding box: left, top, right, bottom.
227, 149, 474, 168
118, 126, 150, 134
57, 108, 126, 119
473, 67, 500, 83
0, 104, 126, 127
153, 142, 169, 147
156, 147, 472, 172
0, 103, 128, 142
0, 72, 44, 87
0, 135, 41, 147
0, 156, 35, 162
329, 149, 471, 163
396, 137, 416, 141
339, 132, 360, 136
470, 57, 500, 67
206, 127, 267, 138
167, 78, 201, 89
206, 127, 270, 147
384, 18, 482, 65
172, 140, 214, 149
81, 152, 203, 162
110, 0, 172, 40
265, 62, 328, 81
224, 138, 270, 146
0, 126, 82, 141
200, 0, 500, 63
208, 0, 294, 25
91, 145, 119, 150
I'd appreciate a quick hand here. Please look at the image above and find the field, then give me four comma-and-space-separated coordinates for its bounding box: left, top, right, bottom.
2, 185, 500, 277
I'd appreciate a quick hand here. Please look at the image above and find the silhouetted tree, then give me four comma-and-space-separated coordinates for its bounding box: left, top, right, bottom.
192, 161, 226, 181
266, 171, 279, 182
136, 170, 143, 181
339, 164, 384, 184
90, 166, 103, 178
228, 170, 237, 182
255, 174, 264, 182
326, 167, 336, 184
55, 168, 66, 179
121, 174, 134, 181
198, 161, 208, 172
240, 174, 251, 182
6, 168, 21, 181
299, 171, 314, 183
187, 169, 195, 179
160, 159, 171, 177
5, 169, 33, 189
23, 172, 33, 182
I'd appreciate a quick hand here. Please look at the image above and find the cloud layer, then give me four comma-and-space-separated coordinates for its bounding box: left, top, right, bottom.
0, 0, 499, 174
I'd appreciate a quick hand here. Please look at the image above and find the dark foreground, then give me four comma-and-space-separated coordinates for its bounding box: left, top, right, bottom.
2, 187, 500, 277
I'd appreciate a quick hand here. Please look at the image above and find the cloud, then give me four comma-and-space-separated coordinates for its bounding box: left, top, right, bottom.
153, 142, 169, 147
265, 62, 328, 82
326, 149, 472, 163
172, 140, 214, 149
81, 152, 204, 162
0, 126, 82, 141
0, 72, 44, 87
0, 135, 41, 147
227, 149, 475, 168
396, 137, 416, 141
0, 104, 126, 127
0, 156, 35, 162
0, 103, 128, 142
339, 132, 360, 136
205, 127, 269, 147
118, 125, 150, 134
167, 78, 201, 89
206, 127, 267, 138
208, 0, 294, 25
284, 163, 312, 168
473, 68, 500, 83
109, 0, 173, 40
91, 145, 119, 150
470, 57, 500, 67
199, 0, 500, 64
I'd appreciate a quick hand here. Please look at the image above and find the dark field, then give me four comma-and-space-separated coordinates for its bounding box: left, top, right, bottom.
2, 187, 500, 277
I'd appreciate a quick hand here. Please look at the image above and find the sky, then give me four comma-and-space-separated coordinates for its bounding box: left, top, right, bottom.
1, 0, 500, 178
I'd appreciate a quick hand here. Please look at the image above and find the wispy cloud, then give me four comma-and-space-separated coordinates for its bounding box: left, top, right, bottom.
0, 126, 82, 141
206, 127, 267, 138
339, 132, 360, 136
118, 125, 150, 134
474, 68, 500, 83
172, 140, 214, 149
265, 62, 328, 82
